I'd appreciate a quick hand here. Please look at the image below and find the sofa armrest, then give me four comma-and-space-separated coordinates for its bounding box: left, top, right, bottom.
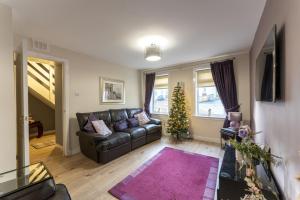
48, 184, 71, 200
148, 118, 161, 125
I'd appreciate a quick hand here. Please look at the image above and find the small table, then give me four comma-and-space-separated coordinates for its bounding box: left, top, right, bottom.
29, 121, 44, 138
0, 162, 53, 198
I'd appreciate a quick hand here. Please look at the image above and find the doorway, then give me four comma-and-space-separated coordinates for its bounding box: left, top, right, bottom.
27, 57, 63, 163
16, 40, 70, 168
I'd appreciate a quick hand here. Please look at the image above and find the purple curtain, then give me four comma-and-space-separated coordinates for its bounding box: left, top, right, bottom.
144, 73, 156, 116
210, 60, 239, 128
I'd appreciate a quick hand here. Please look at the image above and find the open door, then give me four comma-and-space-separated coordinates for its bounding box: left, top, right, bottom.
16, 39, 30, 168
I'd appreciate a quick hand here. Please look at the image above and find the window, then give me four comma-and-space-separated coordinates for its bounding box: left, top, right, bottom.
151, 75, 168, 114
196, 69, 225, 118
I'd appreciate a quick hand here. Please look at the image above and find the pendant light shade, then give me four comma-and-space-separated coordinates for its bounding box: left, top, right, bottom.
145, 44, 161, 61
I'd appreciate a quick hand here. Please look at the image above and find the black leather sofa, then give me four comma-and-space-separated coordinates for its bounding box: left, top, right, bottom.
76, 108, 162, 164
2, 180, 71, 200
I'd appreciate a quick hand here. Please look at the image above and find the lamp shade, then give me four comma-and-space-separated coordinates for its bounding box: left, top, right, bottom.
145, 44, 161, 61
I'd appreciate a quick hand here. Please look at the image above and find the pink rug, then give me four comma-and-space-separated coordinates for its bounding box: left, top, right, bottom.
109, 147, 219, 200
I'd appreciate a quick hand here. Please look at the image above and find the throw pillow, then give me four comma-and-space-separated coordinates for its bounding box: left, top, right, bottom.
127, 118, 139, 128
92, 120, 112, 136
136, 111, 151, 125
114, 120, 128, 131
83, 113, 97, 132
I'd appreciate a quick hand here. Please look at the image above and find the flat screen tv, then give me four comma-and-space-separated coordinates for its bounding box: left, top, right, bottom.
256, 25, 280, 102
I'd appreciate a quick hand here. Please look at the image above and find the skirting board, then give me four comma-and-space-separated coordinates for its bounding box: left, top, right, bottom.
70, 136, 220, 156
162, 132, 219, 144
70, 147, 81, 155
193, 135, 220, 144
29, 130, 55, 138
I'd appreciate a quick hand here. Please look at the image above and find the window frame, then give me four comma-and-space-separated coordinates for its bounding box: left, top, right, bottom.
194, 66, 225, 119
150, 74, 169, 115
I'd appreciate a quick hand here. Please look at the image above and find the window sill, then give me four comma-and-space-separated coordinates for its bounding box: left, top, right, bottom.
192, 115, 225, 120
151, 113, 169, 116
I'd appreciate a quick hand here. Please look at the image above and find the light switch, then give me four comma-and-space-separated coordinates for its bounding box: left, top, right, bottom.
75, 92, 80, 96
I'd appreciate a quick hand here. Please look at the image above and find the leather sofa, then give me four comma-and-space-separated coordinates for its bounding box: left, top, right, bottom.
76, 108, 162, 164
2, 180, 71, 200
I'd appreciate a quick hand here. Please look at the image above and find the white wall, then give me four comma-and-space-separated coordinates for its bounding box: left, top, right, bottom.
14, 36, 141, 154
144, 53, 250, 143
250, 0, 300, 199
0, 4, 16, 172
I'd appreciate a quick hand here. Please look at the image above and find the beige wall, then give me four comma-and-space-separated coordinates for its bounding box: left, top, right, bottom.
0, 4, 16, 172
250, 0, 300, 198
146, 53, 250, 143
14, 36, 141, 154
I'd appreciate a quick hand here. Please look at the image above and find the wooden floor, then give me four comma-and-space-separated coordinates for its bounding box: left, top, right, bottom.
30, 134, 58, 164
30, 136, 223, 200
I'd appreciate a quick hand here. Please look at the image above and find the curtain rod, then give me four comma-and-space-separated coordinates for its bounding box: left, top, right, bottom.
210, 57, 235, 64
143, 56, 236, 74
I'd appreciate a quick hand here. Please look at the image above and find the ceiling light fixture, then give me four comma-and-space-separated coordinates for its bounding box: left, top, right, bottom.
145, 43, 161, 62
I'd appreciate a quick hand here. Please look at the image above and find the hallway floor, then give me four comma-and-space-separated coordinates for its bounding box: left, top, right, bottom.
29, 134, 61, 164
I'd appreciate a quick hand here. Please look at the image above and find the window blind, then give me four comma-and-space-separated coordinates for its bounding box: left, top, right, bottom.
154, 75, 168, 89
197, 69, 214, 87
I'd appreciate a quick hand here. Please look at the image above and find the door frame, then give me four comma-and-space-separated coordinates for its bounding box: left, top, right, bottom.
26, 51, 70, 156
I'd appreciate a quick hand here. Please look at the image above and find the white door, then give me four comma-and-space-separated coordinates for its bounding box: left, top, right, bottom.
16, 39, 30, 168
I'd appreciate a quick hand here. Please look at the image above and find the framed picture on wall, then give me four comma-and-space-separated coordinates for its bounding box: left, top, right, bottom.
100, 77, 125, 104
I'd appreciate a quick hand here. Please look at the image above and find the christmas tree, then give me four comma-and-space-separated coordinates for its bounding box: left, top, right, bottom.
167, 82, 190, 140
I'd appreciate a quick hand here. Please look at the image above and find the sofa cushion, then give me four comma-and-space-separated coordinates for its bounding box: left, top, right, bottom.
92, 120, 112, 136
124, 127, 146, 140
126, 108, 142, 118
114, 120, 128, 131
110, 109, 128, 123
136, 111, 151, 125
76, 111, 112, 131
127, 118, 139, 128
96, 132, 130, 151
93, 111, 112, 127
142, 124, 162, 134
83, 113, 97, 132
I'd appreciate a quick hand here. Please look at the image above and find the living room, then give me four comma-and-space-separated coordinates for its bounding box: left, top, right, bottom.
0, 0, 299, 200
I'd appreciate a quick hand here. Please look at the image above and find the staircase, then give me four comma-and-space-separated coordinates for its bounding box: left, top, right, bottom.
27, 57, 55, 109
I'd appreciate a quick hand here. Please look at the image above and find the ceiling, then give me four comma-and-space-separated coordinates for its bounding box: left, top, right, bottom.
0, 0, 266, 69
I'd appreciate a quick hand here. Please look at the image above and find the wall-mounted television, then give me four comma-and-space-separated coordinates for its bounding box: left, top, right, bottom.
256, 25, 280, 102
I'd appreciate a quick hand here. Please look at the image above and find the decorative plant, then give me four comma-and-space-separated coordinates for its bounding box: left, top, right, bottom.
242, 168, 267, 200
230, 139, 273, 165
230, 126, 281, 200
167, 82, 190, 140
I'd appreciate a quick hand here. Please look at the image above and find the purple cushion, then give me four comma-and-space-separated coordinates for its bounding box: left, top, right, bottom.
83, 113, 97, 132
114, 120, 128, 131
127, 118, 139, 128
